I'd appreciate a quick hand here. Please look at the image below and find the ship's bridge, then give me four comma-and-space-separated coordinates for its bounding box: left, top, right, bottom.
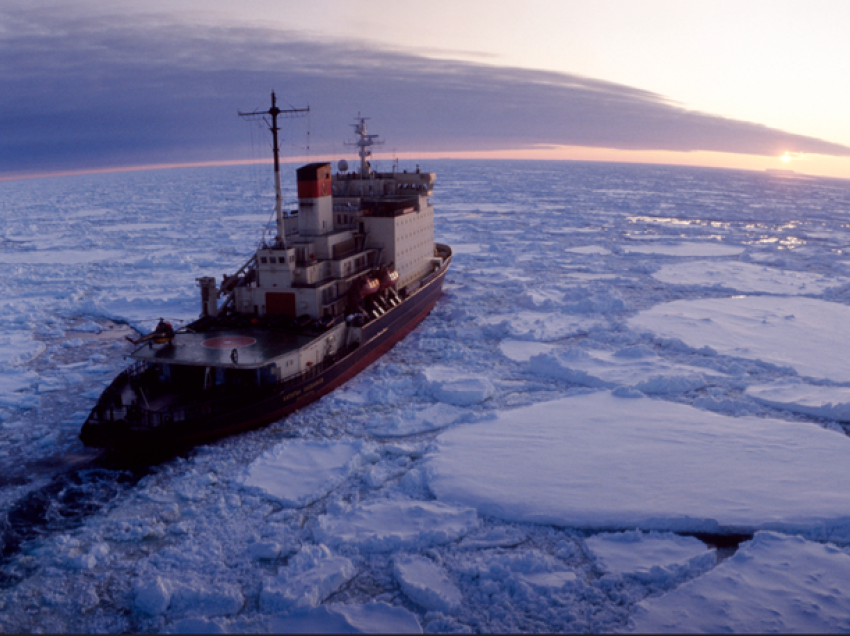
332, 170, 435, 198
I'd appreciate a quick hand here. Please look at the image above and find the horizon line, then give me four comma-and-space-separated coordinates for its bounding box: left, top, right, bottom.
2, 147, 848, 183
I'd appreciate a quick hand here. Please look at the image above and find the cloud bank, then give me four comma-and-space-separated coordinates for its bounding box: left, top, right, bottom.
2, 6, 849, 175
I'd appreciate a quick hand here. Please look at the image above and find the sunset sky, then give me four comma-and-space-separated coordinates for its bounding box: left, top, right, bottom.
3, 0, 849, 179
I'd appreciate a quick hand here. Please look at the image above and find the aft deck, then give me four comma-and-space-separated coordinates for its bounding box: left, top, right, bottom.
130, 328, 316, 369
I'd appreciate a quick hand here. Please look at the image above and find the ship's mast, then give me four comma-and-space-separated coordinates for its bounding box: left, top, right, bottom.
347, 116, 384, 177
239, 92, 309, 244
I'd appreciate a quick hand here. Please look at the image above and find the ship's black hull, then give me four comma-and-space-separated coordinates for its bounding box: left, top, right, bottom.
81, 250, 450, 455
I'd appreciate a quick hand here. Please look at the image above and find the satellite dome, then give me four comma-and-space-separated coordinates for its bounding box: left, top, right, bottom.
338, 159, 349, 172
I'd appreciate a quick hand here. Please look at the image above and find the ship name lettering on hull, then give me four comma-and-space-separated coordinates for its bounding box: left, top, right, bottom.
304, 378, 324, 392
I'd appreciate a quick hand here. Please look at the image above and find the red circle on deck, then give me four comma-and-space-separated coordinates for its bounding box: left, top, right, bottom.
201, 336, 257, 349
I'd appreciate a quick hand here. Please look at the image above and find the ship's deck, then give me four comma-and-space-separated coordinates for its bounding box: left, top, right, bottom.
130, 329, 316, 369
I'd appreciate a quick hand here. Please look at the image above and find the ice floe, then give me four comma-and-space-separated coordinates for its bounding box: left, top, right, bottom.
167, 617, 227, 634
585, 530, 715, 581
652, 260, 842, 294
260, 544, 356, 612
630, 296, 850, 381
268, 603, 422, 634
133, 572, 244, 620
528, 344, 724, 391
454, 549, 578, 594
498, 340, 557, 362
746, 381, 850, 422
0, 335, 45, 367
623, 242, 745, 257
629, 532, 850, 633
427, 391, 850, 538
366, 402, 466, 437
314, 499, 480, 552
480, 311, 600, 341
133, 576, 173, 617
418, 366, 495, 406
565, 245, 611, 255
393, 554, 463, 612
240, 439, 368, 507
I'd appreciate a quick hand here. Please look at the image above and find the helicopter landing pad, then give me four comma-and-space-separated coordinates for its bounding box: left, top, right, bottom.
201, 336, 257, 349
131, 329, 316, 369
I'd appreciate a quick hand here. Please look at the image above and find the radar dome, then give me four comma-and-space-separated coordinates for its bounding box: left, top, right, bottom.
337, 159, 349, 172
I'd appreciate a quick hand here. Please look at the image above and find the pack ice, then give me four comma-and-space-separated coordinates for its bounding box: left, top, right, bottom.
3, 161, 850, 634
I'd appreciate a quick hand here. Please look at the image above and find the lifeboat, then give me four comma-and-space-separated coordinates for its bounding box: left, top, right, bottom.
378, 267, 399, 289
359, 276, 380, 297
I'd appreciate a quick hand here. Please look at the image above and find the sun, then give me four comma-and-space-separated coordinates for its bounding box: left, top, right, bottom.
781, 152, 792, 163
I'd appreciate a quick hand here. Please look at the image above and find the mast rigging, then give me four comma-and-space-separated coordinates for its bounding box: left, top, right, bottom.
239, 91, 309, 245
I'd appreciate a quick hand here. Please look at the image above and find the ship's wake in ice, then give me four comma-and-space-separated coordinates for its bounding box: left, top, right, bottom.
2, 161, 850, 632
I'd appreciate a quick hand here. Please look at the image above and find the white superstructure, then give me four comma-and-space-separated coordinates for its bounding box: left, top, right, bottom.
198, 114, 442, 326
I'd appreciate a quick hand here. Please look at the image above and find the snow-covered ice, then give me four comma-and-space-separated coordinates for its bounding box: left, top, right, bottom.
623, 242, 745, 257
418, 366, 495, 406
314, 499, 480, 552
652, 260, 843, 294
565, 244, 611, 255
453, 548, 578, 599
393, 554, 463, 612
629, 532, 850, 633
585, 530, 715, 580
0, 335, 45, 367
746, 381, 850, 421
3, 161, 850, 633
479, 311, 600, 341
240, 439, 367, 507
527, 344, 724, 391
427, 391, 850, 537
134, 576, 173, 617
498, 339, 556, 362
268, 602, 422, 634
630, 296, 850, 381
260, 544, 356, 612
366, 402, 466, 437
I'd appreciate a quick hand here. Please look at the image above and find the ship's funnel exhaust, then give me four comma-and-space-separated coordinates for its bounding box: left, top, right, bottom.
297, 162, 333, 236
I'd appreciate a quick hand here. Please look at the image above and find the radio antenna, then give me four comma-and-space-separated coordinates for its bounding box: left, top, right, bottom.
239, 91, 309, 243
